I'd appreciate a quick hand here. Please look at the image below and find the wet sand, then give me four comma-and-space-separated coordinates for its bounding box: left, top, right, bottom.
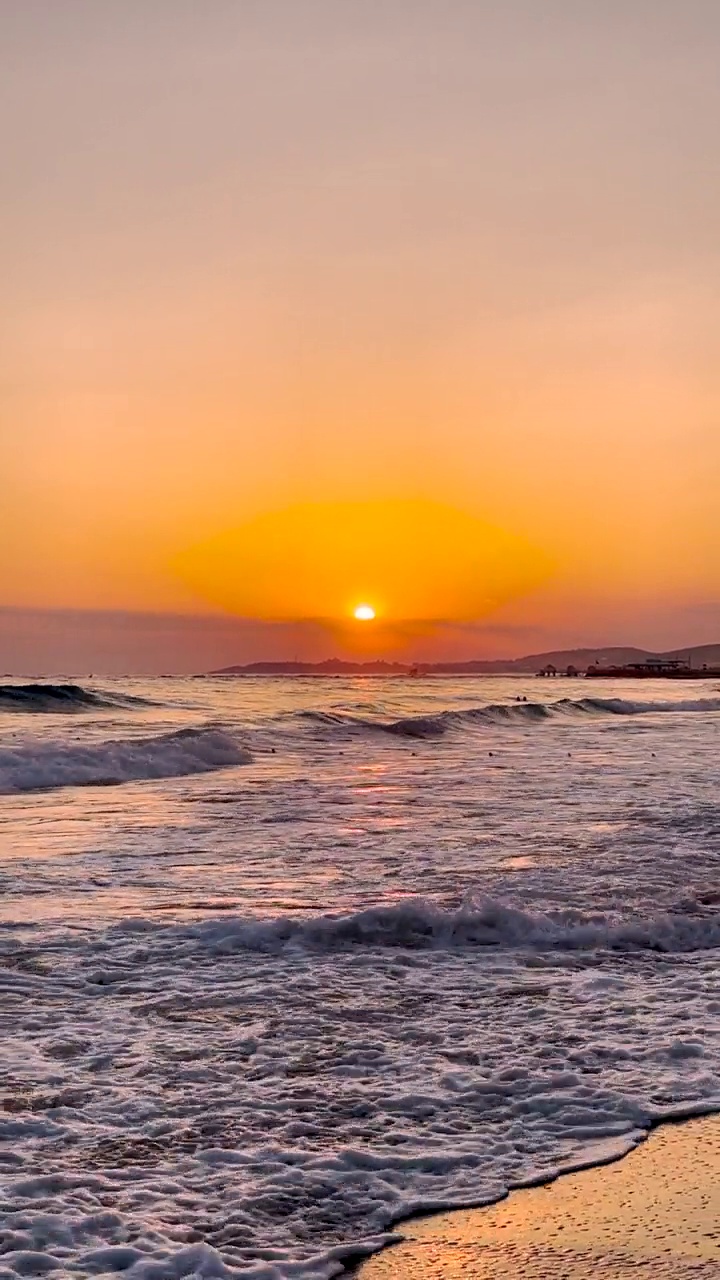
357, 1117, 720, 1279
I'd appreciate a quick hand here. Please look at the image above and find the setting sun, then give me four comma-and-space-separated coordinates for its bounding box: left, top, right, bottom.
4, 9, 720, 1278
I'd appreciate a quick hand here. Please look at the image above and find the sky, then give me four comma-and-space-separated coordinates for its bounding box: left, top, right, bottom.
2, 1, 720, 671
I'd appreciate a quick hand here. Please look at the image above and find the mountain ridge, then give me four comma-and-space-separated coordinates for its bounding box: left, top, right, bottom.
211, 643, 720, 676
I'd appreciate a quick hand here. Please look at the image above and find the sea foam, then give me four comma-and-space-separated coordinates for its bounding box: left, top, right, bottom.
174, 896, 720, 955
3, 673, 720, 1278
0, 726, 250, 793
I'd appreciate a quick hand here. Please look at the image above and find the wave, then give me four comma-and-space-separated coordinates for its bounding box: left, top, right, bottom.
298, 703, 550, 738
572, 695, 720, 716
0, 683, 155, 713
298, 695, 720, 738
0, 727, 251, 794
178, 896, 720, 956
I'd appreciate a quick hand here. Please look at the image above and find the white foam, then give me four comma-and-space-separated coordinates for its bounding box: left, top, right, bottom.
0, 727, 250, 793
177, 896, 720, 955
2, 912, 719, 1278
2, 673, 720, 1277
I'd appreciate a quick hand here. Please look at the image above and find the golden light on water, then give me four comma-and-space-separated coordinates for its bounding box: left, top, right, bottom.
353, 604, 376, 621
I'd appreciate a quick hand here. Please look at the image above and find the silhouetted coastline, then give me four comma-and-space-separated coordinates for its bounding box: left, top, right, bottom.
211, 642, 720, 677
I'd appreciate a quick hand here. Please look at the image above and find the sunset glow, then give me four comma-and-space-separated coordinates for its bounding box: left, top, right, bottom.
5, 11, 720, 1276
2, 4, 720, 670
173, 500, 551, 645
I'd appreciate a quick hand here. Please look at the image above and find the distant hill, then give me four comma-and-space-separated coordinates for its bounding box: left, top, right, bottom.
213, 659, 416, 675
478, 647, 650, 674
211, 643, 720, 676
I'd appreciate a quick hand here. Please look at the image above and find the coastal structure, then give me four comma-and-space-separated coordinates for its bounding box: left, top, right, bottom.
586, 657, 720, 679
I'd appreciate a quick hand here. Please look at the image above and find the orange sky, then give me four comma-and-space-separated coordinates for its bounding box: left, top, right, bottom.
2, 3, 720, 666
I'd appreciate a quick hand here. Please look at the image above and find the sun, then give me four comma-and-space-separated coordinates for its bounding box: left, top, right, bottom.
353, 603, 376, 621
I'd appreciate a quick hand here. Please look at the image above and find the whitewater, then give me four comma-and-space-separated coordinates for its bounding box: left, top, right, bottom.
2, 674, 720, 1278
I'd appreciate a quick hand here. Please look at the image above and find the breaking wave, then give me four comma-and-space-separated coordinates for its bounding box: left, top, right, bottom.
178, 896, 720, 956
0, 727, 251, 794
572, 695, 720, 716
0, 682, 155, 713
298, 695, 720, 738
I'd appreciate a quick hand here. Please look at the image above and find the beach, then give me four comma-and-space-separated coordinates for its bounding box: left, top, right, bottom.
358, 1116, 720, 1278
5, 1, 720, 1273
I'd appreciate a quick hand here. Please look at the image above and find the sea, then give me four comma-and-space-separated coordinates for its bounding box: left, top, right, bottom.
1, 674, 720, 1278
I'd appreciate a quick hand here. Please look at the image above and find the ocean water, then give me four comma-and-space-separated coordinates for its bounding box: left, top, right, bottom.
2, 674, 720, 1278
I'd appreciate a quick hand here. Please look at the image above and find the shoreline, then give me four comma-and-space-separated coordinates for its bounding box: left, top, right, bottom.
352, 1112, 720, 1278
